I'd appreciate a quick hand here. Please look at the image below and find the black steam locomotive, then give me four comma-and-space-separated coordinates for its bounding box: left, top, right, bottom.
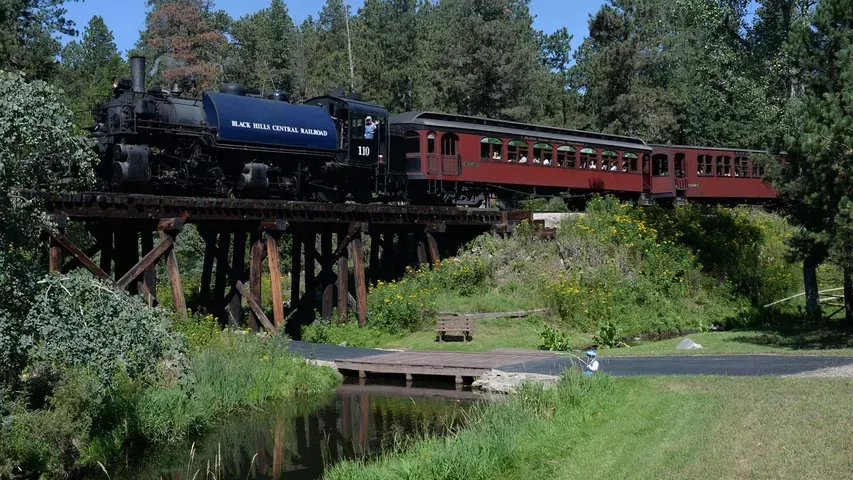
92, 56, 406, 202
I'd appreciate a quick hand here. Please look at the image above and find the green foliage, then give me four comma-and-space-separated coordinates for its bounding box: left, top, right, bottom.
302, 318, 397, 348
573, 0, 784, 146
0, 71, 97, 385
230, 0, 296, 95
135, 332, 340, 443
537, 197, 796, 335
23, 272, 184, 383
367, 277, 437, 334
57, 15, 126, 130
327, 372, 614, 480
520, 196, 569, 212
0, 369, 103, 477
171, 309, 221, 350
646, 205, 800, 306
766, 0, 853, 298
593, 321, 626, 349
0, 0, 80, 79
1, 332, 341, 476
537, 325, 572, 351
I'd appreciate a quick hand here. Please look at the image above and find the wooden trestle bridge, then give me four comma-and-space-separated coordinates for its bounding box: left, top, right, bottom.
38, 192, 533, 337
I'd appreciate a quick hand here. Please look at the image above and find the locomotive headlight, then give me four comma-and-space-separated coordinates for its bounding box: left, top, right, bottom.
111, 77, 132, 90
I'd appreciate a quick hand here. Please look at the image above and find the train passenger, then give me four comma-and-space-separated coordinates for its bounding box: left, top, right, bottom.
519, 155, 528, 164
533, 157, 541, 164
610, 163, 617, 171
493, 151, 502, 160
364, 116, 377, 140
543, 158, 551, 166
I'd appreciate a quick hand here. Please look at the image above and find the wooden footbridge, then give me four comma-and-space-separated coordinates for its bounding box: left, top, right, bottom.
336, 350, 561, 384
36, 192, 537, 337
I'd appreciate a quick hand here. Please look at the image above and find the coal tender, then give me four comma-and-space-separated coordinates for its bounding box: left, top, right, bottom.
92, 56, 402, 201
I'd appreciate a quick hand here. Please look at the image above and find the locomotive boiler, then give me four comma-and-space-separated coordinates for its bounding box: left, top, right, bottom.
92, 56, 404, 202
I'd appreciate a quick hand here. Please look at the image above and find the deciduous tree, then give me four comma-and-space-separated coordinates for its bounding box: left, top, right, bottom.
144, 0, 229, 95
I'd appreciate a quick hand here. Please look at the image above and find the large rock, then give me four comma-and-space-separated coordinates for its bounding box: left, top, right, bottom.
676, 337, 703, 350
471, 369, 559, 394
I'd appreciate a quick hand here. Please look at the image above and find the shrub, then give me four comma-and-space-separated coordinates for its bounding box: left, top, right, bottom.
0, 72, 97, 387
367, 277, 437, 333
171, 309, 221, 350
302, 317, 397, 347
135, 333, 340, 443
538, 325, 572, 351
22, 272, 185, 383
0, 368, 106, 477
593, 321, 627, 349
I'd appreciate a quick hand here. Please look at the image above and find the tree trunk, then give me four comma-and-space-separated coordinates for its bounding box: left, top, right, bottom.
844, 268, 853, 324
804, 254, 821, 315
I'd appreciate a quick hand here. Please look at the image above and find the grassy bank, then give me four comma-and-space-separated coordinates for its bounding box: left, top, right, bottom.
0, 276, 340, 478
307, 198, 815, 353
327, 374, 853, 480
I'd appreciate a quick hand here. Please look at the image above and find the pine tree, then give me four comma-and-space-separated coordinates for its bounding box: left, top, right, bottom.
58, 16, 126, 130
420, 0, 546, 121
230, 0, 296, 95
769, 0, 853, 319
354, 0, 421, 113
0, 0, 81, 80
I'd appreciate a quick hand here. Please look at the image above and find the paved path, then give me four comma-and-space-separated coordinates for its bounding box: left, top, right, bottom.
288, 341, 853, 377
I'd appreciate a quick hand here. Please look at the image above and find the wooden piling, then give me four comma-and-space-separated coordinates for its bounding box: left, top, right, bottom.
160, 231, 187, 320
249, 233, 264, 331
337, 242, 349, 324
302, 232, 316, 322
287, 232, 303, 338
140, 230, 156, 306
425, 232, 440, 266
416, 234, 428, 267
97, 224, 112, 276
265, 232, 285, 329
199, 229, 216, 304
321, 231, 334, 320
228, 231, 247, 326
351, 234, 367, 326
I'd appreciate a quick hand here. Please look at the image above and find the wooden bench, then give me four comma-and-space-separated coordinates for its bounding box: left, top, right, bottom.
436, 317, 475, 342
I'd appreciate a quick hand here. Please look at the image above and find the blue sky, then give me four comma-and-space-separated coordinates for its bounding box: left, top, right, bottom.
61, 0, 606, 56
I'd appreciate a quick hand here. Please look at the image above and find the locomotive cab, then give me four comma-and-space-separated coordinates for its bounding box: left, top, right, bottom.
307, 96, 389, 167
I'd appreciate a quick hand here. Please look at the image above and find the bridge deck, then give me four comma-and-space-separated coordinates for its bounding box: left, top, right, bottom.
35, 191, 510, 227
335, 350, 558, 383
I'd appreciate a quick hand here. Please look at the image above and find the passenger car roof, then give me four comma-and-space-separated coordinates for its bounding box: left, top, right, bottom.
391, 111, 653, 153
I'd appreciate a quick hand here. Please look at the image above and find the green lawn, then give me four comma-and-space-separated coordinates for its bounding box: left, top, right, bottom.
327, 375, 853, 480
606, 329, 853, 356
380, 316, 592, 353
379, 317, 853, 357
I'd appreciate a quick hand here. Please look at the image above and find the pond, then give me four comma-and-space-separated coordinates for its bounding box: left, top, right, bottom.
112, 378, 478, 479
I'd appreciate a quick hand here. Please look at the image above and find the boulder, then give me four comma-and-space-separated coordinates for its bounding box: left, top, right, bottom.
676, 337, 703, 350
471, 369, 559, 394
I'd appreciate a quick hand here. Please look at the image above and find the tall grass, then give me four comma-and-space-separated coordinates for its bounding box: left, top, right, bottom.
135, 333, 341, 443
326, 372, 614, 480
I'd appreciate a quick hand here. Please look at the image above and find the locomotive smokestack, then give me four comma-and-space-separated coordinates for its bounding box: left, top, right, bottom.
130, 56, 146, 93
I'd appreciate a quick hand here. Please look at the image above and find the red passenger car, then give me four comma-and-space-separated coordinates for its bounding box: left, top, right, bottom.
647, 145, 777, 203
391, 112, 654, 206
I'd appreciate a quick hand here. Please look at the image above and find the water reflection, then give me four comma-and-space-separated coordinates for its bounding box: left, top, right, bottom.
127, 379, 475, 479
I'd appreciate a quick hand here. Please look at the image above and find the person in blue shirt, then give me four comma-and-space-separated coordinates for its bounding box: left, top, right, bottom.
364, 116, 377, 140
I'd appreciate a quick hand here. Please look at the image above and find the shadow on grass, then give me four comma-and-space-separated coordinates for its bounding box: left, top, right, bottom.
728, 308, 853, 351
